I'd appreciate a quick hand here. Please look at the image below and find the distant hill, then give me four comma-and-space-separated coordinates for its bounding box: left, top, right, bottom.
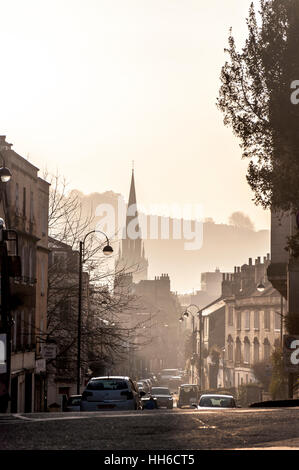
74, 190, 270, 293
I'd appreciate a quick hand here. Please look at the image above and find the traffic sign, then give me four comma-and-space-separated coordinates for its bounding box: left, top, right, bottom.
41, 343, 57, 360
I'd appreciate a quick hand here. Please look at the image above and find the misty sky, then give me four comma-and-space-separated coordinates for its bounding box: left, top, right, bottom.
0, 0, 269, 230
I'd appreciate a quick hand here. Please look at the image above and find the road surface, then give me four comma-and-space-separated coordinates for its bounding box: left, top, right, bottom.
1, 407, 299, 450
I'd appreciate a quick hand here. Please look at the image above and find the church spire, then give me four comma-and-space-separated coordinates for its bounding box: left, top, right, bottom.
128, 167, 137, 209
119, 167, 148, 283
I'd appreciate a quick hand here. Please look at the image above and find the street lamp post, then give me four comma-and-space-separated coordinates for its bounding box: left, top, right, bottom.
77, 230, 113, 394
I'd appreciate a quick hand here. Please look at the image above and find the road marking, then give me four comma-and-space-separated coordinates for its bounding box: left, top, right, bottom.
0, 410, 194, 424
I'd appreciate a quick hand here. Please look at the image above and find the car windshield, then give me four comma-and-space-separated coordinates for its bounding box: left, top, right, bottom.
180, 386, 197, 394
152, 388, 170, 395
199, 396, 235, 407
87, 379, 128, 391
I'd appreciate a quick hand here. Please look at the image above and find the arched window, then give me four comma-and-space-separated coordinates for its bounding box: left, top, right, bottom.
235, 337, 241, 363
21, 245, 25, 277
227, 335, 234, 362
29, 246, 33, 280
244, 337, 250, 364
253, 337, 260, 363
264, 338, 271, 361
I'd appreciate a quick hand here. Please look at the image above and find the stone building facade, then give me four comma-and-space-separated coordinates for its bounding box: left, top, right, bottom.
199, 255, 284, 391
0, 135, 49, 412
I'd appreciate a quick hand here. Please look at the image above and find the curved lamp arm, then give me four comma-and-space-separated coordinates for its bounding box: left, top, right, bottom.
83, 229, 110, 246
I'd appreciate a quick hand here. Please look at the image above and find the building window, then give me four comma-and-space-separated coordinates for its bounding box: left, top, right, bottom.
264, 310, 270, 331
264, 338, 271, 361
20, 311, 24, 348
27, 312, 32, 347
245, 311, 250, 330
53, 252, 67, 271
228, 307, 234, 326
23, 187, 26, 217
227, 335, 233, 361
21, 245, 25, 277
235, 337, 241, 363
204, 317, 208, 338
236, 311, 241, 330
15, 183, 19, 214
274, 311, 281, 331
30, 191, 34, 222
244, 337, 250, 364
29, 247, 33, 280
60, 299, 72, 322
40, 318, 44, 338
254, 311, 260, 330
254, 338, 260, 363
41, 260, 45, 296
41, 206, 47, 236
13, 312, 17, 351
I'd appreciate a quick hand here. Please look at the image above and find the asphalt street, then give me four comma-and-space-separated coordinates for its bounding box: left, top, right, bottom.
1, 407, 299, 450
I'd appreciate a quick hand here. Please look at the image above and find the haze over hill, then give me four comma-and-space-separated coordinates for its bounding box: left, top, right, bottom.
73, 190, 270, 293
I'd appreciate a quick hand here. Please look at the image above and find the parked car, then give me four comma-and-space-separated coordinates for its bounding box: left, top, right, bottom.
150, 386, 173, 409
80, 376, 145, 411
177, 384, 199, 408
65, 395, 81, 411
196, 394, 237, 410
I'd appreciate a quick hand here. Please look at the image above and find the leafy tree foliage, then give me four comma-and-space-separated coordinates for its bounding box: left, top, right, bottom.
269, 346, 288, 399
218, 0, 299, 212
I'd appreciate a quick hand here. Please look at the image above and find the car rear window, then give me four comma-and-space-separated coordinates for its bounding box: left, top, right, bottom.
67, 397, 81, 406
152, 388, 170, 395
180, 386, 197, 393
199, 396, 235, 407
87, 379, 129, 391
